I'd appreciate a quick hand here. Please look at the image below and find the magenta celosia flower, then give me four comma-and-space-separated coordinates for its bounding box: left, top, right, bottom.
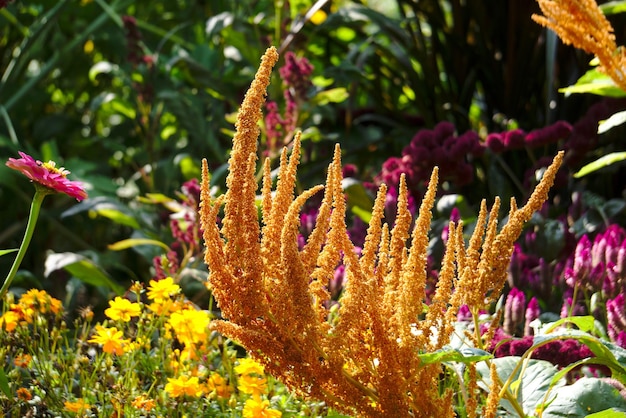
5, 152, 87, 201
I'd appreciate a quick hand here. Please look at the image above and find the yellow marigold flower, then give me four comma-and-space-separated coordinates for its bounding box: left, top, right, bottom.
167, 308, 210, 346
64, 398, 91, 413
206, 373, 233, 399
165, 375, 204, 398
147, 277, 181, 302
16, 387, 32, 401
243, 397, 282, 418
131, 394, 155, 411
238, 374, 268, 397
0, 311, 20, 331
235, 358, 265, 376
104, 297, 141, 322
88, 325, 128, 355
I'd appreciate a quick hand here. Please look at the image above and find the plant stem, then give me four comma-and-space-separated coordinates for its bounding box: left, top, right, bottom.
0, 190, 46, 300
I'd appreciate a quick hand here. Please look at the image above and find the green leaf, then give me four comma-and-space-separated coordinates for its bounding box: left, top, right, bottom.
311, 87, 349, 105
598, 110, 626, 134
540, 378, 626, 417
88, 61, 119, 82
559, 68, 626, 97
419, 347, 492, 365
342, 178, 374, 219
95, 208, 141, 229
0, 249, 18, 257
586, 409, 626, 418
0, 367, 11, 397
573, 152, 626, 178
44, 252, 124, 295
544, 316, 597, 333
108, 238, 170, 252
600, 0, 626, 15
476, 357, 565, 416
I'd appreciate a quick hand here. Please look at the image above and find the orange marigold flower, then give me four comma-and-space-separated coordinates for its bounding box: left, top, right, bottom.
13, 353, 32, 368
147, 277, 181, 302
6, 152, 87, 201
131, 394, 155, 411
64, 398, 91, 413
104, 297, 141, 322
16, 387, 32, 401
235, 358, 265, 376
165, 375, 204, 398
238, 374, 268, 397
19, 289, 62, 314
242, 397, 282, 418
88, 325, 128, 355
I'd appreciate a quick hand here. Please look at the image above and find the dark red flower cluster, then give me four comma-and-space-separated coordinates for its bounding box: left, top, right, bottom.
490, 330, 595, 369
486, 120, 572, 153
377, 121, 484, 192
279, 51, 314, 98
265, 52, 314, 155
122, 16, 143, 67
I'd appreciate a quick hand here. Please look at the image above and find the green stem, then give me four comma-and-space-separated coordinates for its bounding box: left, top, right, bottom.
0, 190, 47, 300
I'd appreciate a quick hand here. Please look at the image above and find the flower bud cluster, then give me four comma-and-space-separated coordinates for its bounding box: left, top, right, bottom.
377, 121, 484, 193
564, 225, 626, 298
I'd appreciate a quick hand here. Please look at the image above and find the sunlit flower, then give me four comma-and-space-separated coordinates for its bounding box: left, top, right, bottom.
19, 289, 62, 314
238, 374, 268, 397
104, 297, 141, 322
0, 311, 20, 331
206, 373, 233, 399
147, 276, 181, 302
88, 325, 128, 355
235, 358, 265, 376
13, 353, 32, 368
242, 397, 282, 418
6, 152, 87, 201
64, 398, 91, 413
165, 375, 204, 398
167, 308, 211, 346
16, 387, 32, 401
131, 394, 155, 411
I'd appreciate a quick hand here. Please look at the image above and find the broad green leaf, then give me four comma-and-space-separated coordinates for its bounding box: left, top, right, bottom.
0, 249, 17, 257
343, 178, 374, 217
532, 330, 626, 383
311, 87, 349, 105
0, 367, 10, 397
476, 357, 565, 416
95, 208, 141, 229
419, 347, 492, 365
599, 110, 626, 133
544, 316, 596, 333
108, 238, 170, 252
600, 0, 626, 15
44, 252, 124, 295
88, 61, 119, 82
586, 409, 626, 418
540, 378, 626, 417
574, 152, 626, 178
559, 68, 626, 97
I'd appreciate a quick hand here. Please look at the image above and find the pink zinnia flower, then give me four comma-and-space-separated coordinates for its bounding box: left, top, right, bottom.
6, 152, 87, 201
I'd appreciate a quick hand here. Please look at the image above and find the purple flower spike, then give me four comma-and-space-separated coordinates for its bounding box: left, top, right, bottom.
525, 297, 540, 336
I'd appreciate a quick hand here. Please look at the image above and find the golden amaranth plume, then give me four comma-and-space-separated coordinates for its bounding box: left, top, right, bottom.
533, 0, 626, 91
200, 47, 564, 417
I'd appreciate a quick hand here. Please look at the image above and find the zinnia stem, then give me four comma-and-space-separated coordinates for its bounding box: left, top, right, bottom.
0, 190, 47, 301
